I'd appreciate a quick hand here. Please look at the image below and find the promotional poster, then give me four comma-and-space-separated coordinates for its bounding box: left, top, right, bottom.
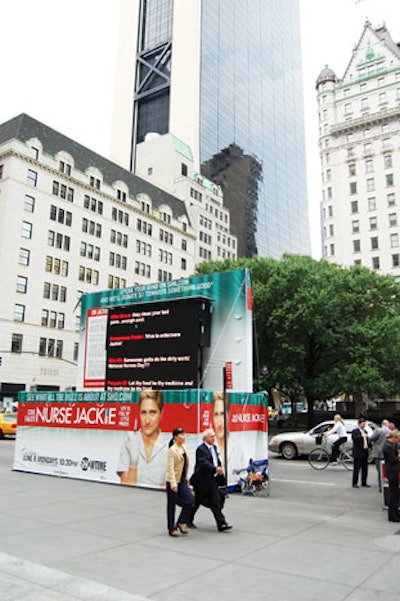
14, 390, 268, 488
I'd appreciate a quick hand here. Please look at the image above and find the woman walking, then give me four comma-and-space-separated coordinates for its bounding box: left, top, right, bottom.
166, 427, 193, 537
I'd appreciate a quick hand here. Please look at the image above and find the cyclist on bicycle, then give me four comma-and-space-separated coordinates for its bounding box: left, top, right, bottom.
324, 414, 347, 465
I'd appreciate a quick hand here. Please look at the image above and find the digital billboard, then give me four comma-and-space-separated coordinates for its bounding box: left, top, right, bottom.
105, 299, 211, 390
79, 269, 253, 392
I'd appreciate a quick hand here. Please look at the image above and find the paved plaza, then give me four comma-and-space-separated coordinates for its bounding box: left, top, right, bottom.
1, 439, 400, 601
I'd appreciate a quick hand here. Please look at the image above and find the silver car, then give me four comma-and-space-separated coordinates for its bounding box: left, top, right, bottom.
268, 419, 378, 460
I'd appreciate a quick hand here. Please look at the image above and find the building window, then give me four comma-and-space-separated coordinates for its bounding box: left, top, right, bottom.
0, 164, 3, 179
372, 257, 380, 270
369, 216, 377, 230
50, 205, 72, 226
371, 237, 379, 250
366, 178, 375, 192
16, 275, 28, 293
78, 266, 99, 285
117, 189, 127, 202
45, 256, 69, 277
112, 208, 129, 226
11, 333, 23, 353
59, 160, 72, 176
181, 163, 188, 176
364, 143, 372, 154
18, 248, 30, 266
384, 155, 392, 169
350, 182, 357, 195
353, 240, 361, 253
21, 221, 33, 239
350, 200, 358, 214
27, 169, 38, 186
389, 214, 397, 227
181, 239, 187, 251
84, 195, 103, 214
360, 97, 368, 109
387, 193, 396, 207
39, 338, 63, 358
24, 195, 35, 212
73, 342, 79, 362
181, 258, 187, 270
348, 163, 356, 176
368, 197, 376, 211
386, 174, 394, 187
158, 269, 172, 282
14, 304, 25, 322
383, 138, 391, 148
159, 229, 173, 245
365, 159, 373, 173
136, 239, 152, 257
351, 220, 360, 233
89, 176, 101, 190
107, 275, 127, 289
53, 181, 74, 202
379, 92, 387, 104
390, 233, 399, 248
392, 254, 400, 267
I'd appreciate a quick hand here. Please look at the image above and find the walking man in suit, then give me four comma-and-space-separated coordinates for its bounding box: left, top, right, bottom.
351, 418, 370, 488
189, 429, 232, 531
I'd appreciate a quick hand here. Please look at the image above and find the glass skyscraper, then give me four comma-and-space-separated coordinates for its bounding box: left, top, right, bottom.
112, 0, 311, 258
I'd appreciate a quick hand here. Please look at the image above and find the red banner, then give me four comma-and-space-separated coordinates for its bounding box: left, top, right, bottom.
17, 401, 267, 434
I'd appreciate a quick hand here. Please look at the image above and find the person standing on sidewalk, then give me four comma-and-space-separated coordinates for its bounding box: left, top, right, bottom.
382, 430, 400, 522
370, 419, 390, 492
165, 428, 192, 537
351, 418, 370, 488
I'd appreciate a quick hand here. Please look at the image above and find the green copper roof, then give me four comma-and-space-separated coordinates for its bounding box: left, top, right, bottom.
172, 135, 193, 161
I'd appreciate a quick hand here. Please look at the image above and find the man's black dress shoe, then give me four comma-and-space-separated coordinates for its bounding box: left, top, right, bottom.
218, 523, 233, 531
352, 485, 359, 488
187, 522, 197, 529
362, 484, 371, 488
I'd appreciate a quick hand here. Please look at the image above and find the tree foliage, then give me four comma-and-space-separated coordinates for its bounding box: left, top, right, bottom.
195, 255, 400, 416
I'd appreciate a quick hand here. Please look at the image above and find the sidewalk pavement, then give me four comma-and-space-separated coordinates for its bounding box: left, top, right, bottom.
1, 440, 400, 601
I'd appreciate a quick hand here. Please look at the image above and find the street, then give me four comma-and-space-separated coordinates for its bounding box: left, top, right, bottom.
1, 438, 400, 601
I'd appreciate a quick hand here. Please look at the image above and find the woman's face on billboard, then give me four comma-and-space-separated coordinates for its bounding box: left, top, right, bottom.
140, 398, 162, 438
213, 399, 226, 440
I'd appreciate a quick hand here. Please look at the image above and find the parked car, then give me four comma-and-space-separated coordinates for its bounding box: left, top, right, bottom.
0, 412, 17, 438
268, 419, 378, 460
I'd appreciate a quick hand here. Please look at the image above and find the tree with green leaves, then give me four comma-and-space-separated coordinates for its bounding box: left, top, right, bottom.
195, 255, 400, 423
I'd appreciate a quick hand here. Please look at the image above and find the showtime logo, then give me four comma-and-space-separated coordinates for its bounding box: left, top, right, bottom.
80, 457, 107, 472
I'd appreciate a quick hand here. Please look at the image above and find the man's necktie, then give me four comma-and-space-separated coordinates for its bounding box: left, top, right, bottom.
210, 444, 218, 467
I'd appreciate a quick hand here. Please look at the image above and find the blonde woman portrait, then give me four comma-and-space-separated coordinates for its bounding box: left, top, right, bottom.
117, 390, 168, 487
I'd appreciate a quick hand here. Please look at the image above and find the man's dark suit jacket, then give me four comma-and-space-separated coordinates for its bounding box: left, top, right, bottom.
383, 440, 400, 478
190, 442, 225, 492
351, 427, 369, 458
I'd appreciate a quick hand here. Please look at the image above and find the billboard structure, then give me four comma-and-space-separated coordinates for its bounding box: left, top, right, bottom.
14, 269, 269, 490
14, 389, 268, 488
78, 268, 253, 392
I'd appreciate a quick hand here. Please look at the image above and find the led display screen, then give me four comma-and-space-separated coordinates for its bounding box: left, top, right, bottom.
105, 299, 211, 390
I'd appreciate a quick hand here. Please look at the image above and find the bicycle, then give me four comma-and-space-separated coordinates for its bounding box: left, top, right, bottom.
308, 435, 353, 471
